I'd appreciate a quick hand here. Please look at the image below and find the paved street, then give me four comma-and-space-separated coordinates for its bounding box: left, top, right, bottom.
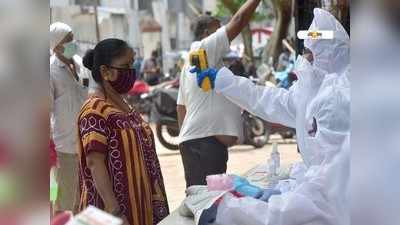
154, 133, 301, 211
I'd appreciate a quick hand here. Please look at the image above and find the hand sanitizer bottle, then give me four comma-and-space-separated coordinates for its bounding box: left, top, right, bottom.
267, 158, 278, 188
268, 158, 276, 176
267, 142, 281, 188
271, 142, 280, 170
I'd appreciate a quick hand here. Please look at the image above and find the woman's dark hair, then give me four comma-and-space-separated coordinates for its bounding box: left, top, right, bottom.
82, 38, 130, 84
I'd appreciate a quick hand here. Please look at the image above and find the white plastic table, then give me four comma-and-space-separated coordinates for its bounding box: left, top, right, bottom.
157, 210, 195, 225
158, 164, 273, 225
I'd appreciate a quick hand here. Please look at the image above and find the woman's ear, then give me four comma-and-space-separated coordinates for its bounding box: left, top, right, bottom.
100, 65, 110, 81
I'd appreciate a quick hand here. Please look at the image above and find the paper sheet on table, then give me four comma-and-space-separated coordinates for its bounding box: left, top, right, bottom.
243, 164, 292, 188
66, 205, 122, 225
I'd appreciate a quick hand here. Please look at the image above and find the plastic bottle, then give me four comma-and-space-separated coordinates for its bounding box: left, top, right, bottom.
271, 142, 280, 170
267, 158, 276, 176
50, 167, 58, 203
267, 143, 280, 188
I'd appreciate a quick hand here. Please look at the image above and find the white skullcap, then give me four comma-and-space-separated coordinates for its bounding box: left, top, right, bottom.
50, 22, 72, 51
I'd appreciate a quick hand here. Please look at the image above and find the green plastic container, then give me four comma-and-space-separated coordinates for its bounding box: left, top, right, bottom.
0, 173, 16, 206
50, 168, 58, 202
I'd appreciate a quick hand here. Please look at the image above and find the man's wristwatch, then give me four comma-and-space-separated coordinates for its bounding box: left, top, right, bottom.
111, 206, 124, 217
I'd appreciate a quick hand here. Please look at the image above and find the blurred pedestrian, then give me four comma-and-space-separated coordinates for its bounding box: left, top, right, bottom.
132, 48, 143, 80
141, 50, 162, 85
277, 46, 291, 71
223, 52, 247, 78
50, 22, 88, 214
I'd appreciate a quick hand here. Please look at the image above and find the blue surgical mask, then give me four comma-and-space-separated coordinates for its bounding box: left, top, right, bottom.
62, 41, 78, 59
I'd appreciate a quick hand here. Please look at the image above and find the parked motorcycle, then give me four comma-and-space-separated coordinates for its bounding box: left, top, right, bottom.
127, 80, 150, 106
128, 79, 180, 150
147, 86, 180, 150
243, 108, 296, 146
242, 111, 270, 148
223, 58, 295, 148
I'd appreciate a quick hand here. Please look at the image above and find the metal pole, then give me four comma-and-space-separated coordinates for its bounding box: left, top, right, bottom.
94, 0, 100, 42
133, 0, 139, 10
50, 7, 53, 24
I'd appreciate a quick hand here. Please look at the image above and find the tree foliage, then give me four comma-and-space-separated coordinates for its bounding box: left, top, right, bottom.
214, 0, 273, 62
215, 0, 270, 22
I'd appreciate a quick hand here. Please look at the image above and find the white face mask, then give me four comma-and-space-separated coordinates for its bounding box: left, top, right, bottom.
294, 55, 327, 87
62, 41, 78, 59
294, 55, 312, 72
312, 48, 332, 74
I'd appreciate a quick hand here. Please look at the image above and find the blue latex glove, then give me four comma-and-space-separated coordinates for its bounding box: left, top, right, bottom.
233, 176, 263, 198
235, 184, 263, 198
233, 175, 250, 187
258, 189, 282, 202
189, 67, 218, 89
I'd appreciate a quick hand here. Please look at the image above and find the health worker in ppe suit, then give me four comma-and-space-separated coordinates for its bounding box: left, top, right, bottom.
190, 8, 350, 225
215, 67, 350, 225
194, 8, 349, 167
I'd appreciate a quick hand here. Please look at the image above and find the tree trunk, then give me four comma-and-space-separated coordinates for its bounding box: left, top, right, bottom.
321, 0, 350, 34
262, 0, 292, 66
94, 0, 100, 42
242, 25, 254, 61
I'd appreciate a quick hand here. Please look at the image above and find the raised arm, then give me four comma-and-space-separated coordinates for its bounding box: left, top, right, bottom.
225, 0, 262, 42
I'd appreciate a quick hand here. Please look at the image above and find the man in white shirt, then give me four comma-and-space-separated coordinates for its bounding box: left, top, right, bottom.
177, 0, 262, 187
50, 22, 89, 214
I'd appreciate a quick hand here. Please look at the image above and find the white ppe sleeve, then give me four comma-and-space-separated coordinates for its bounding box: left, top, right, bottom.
215, 67, 297, 128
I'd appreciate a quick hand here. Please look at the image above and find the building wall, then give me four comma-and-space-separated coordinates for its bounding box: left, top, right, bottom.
50, 0, 73, 7
141, 32, 161, 59
176, 12, 193, 50
50, 7, 129, 52
203, 0, 217, 13
100, 0, 130, 8
138, 0, 153, 11
168, 0, 183, 12
51, 0, 193, 64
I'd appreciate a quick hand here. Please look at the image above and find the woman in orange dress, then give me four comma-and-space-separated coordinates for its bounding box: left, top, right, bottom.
77, 38, 169, 225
